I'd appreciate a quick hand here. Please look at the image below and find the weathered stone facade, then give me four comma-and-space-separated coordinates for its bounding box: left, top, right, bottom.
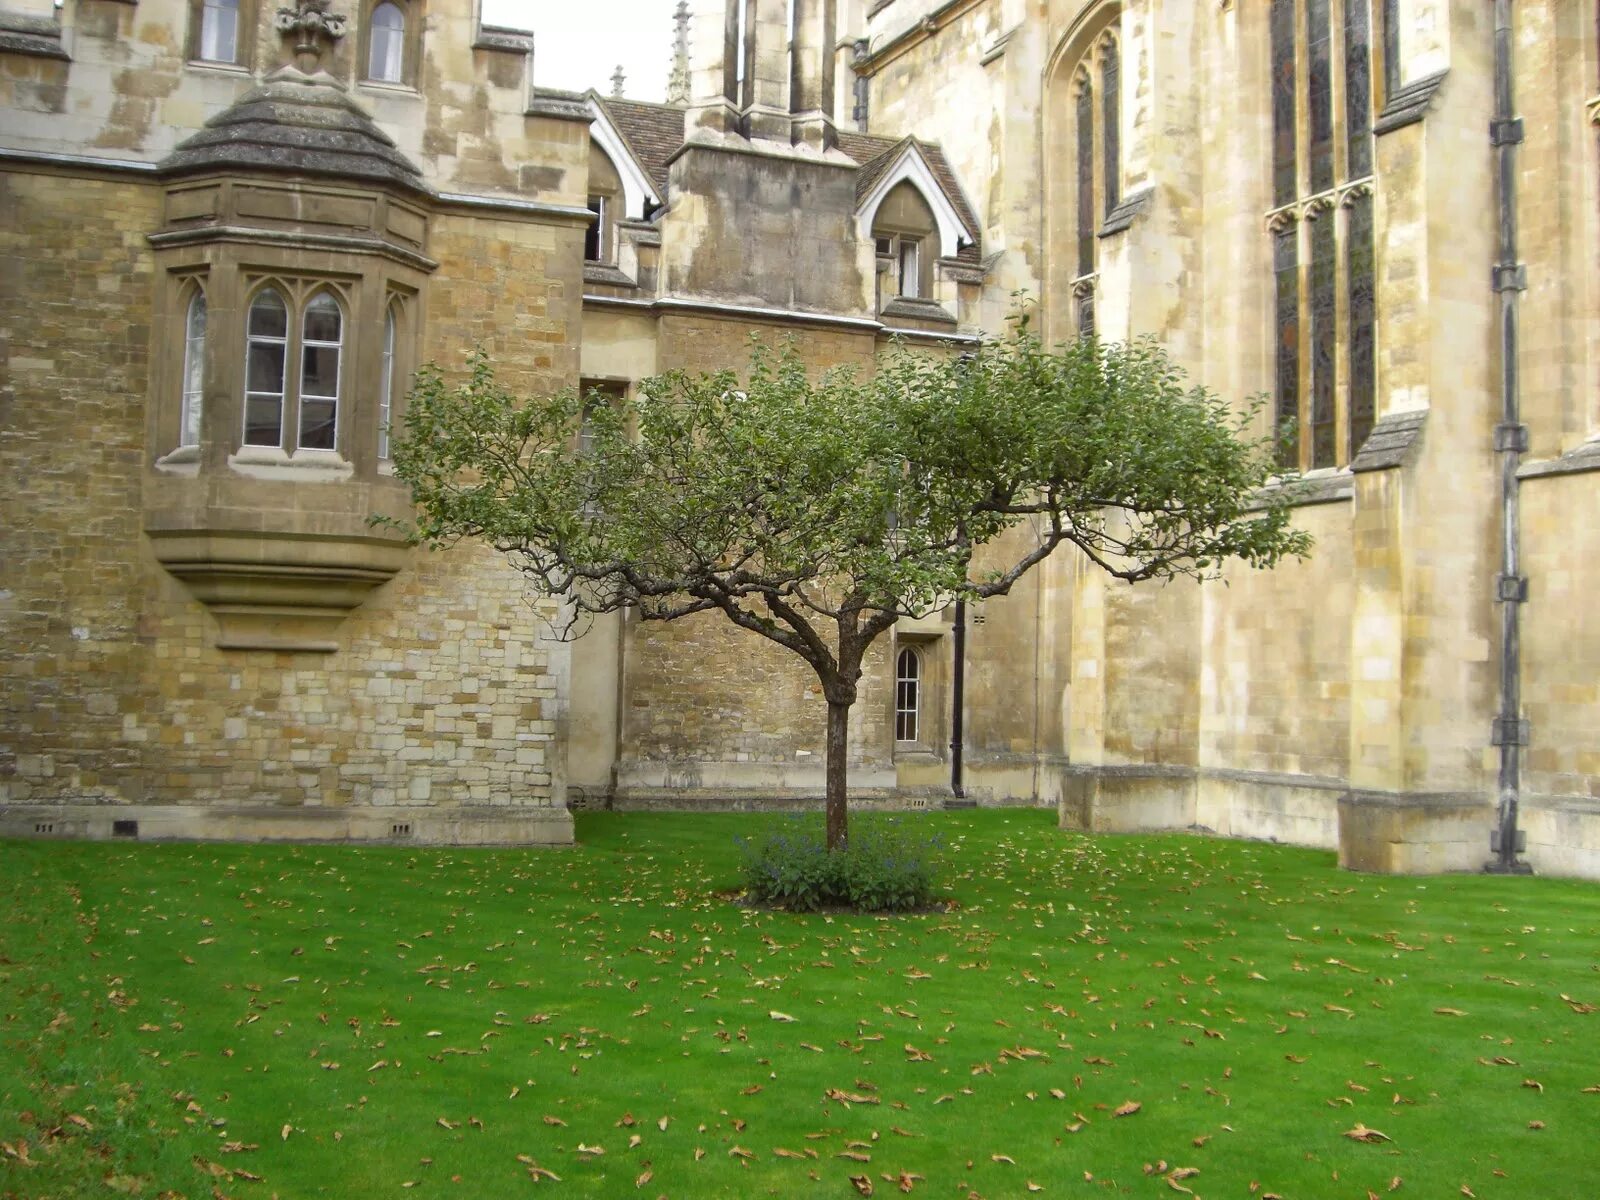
3, 0, 1598, 877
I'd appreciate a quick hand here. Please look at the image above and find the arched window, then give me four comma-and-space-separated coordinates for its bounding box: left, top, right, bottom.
1268, 0, 1376, 470
243, 287, 346, 454
1062, 18, 1122, 337
871, 181, 937, 307
895, 647, 921, 743
369, 2, 405, 83
378, 306, 396, 461
180, 291, 207, 447
298, 292, 343, 452
196, 0, 240, 63
244, 289, 288, 447
586, 142, 624, 263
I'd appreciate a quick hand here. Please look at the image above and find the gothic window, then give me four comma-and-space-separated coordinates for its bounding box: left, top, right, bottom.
193, 0, 245, 64
377, 307, 396, 461
895, 647, 921, 743
1065, 16, 1122, 337
299, 292, 343, 451
586, 142, 624, 263
244, 289, 289, 447
180, 290, 207, 448
368, 2, 405, 82
243, 286, 347, 453
1267, 0, 1377, 471
871, 182, 937, 308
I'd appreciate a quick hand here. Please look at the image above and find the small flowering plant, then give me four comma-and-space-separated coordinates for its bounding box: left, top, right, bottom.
737, 814, 943, 913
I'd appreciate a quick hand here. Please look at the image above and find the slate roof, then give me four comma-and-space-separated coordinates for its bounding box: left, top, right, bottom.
590, 99, 982, 258
160, 66, 425, 194
592, 96, 687, 198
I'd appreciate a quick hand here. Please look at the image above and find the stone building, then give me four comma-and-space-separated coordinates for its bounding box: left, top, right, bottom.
1, 0, 1597, 877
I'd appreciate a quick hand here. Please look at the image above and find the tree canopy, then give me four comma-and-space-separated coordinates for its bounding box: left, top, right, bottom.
390, 320, 1312, 848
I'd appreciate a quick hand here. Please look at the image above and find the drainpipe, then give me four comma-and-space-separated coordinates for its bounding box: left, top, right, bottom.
950, 598, 965, 799
1487, 0, 1532, 874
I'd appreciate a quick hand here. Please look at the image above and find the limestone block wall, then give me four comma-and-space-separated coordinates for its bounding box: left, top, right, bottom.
611, 312, 900, 801
0, 169, 581, 844
0, 0, 584, 208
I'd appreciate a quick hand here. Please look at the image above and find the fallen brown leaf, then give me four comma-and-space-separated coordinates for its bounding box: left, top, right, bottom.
1343, 1124, 1392, 1144
849, 1174, 874, 1196
1113, 1101, 1142, 1117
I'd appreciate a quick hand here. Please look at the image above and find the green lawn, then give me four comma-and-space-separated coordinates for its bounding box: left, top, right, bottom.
2, 811, 1597, 1199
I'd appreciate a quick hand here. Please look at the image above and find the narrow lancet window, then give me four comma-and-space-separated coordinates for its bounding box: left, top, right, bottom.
895, 648, 921, 743
1271, 0, 1298, 208
1273, 227, 1300, 468
1075, 73, 1095, 278
244, 289, 288, 448
181, 292, 206, 447
1100, 38, 1120, 216
1346, 192, 1376, 458
378, 307, 396, 461
299, 292, 342, 452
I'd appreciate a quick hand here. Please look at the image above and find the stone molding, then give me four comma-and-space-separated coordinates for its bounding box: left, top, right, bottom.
1098, 188, 1152, 238
1349, 408, 1427, 473
1373, 69, 1450, 136
1248, 470, 1356, 510
1517, 438, 1600, 480
0, 804, 574, 846
0, 11, 68, 60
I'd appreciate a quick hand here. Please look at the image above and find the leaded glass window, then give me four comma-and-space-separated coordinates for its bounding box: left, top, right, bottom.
1066, 14, 1122, 338
298, 292, 342, 452
244, 289, 288, 447
1267, 0, 1378, 470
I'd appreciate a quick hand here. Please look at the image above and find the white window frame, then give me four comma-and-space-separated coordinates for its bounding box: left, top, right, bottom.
242, 285, 346, 455
895, 646, 921, 743
297, 291, 344, 452
244, 288, 289, 449
897, 238, 922, 299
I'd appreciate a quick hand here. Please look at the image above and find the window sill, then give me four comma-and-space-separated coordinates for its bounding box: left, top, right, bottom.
228, 445, 355, 482
185, 58, 251, 75
1249, 467, 1354, 510
879, 296, 955, 325
358, 78, 421, 97
154, 444, 201, 477
583, 261, 636, 289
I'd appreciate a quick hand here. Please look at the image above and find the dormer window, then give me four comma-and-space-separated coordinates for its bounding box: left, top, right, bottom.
871, 182, 937, 307
585, 141, 625, 264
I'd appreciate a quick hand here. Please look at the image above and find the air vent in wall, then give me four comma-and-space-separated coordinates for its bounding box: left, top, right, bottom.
112, 820, 138, 838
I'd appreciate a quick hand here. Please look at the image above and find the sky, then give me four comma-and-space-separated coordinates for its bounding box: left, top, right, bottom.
481, 0, 676, 102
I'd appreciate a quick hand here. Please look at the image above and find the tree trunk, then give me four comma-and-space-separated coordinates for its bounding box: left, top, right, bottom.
825, 699, 850, 851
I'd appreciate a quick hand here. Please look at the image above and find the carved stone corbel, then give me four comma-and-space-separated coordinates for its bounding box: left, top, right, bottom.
1339, 180, 1374, 208
1265, 206, 1299, 235
1303, 193, 1337, 221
